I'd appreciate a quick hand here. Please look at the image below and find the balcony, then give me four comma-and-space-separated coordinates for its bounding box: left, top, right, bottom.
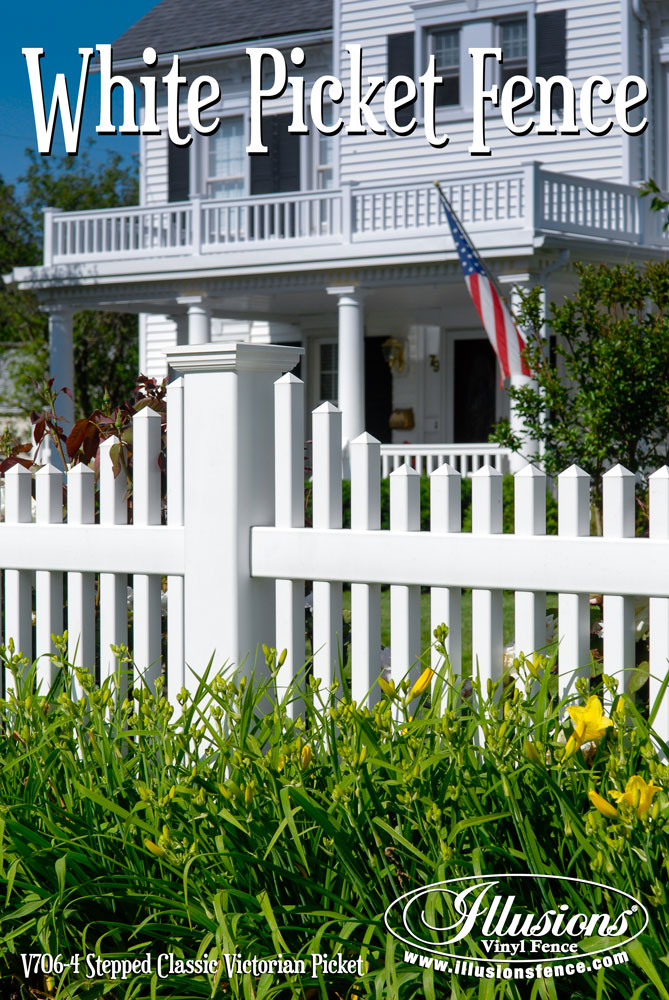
42, 163, 669, 268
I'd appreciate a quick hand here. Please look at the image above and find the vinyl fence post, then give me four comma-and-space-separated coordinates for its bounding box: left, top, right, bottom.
165, 343, 303, 694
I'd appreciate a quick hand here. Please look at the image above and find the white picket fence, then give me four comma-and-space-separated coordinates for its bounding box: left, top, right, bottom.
0, 344, 667, 749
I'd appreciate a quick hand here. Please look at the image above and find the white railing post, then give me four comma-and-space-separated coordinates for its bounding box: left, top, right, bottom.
274, 372, 305, 709
649, 466, 669, 753
43, 207, 55, 266
312, 401, 343, 690
67, 464, 95, 695
523, 161, 541, 231
558, 466, 591, 699
164, 343, 303, 693
350, 432, 382, 705
191, 197, 201, 254
132, 408, 163, 689
341, 183, 354, 242
471, 466, 503, 697
35, 463, 64, 685
514, 465, 546, 660
4, 466, 33, 695
603, 464, 636, 703
390, 465, 421, 689
430, 464, 461, 682
99, 439, 128, 687
166, 375, 185, 707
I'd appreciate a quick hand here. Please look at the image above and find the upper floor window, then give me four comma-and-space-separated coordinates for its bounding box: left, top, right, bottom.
500, 18, 528, 86
431, 28, 460, 107
207, 117, 245, 199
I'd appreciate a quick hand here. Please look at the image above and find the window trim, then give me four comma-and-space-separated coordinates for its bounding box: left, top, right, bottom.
411, 0, 537, 120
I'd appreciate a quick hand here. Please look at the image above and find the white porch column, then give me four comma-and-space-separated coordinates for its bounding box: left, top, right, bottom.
46, 305, 75, 432
506, 280, 541, 473
177, 296, 211, 344
327, 285, 365, 459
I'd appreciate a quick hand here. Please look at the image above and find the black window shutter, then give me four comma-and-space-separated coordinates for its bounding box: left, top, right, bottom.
250, 114, 301, 195
387, 32, 415, 127
536, 10, 566, 113
168, 142, 190, 202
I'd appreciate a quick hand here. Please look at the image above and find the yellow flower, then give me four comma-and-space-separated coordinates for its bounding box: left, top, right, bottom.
300, 743, 312, 770
610, 775, 661, 817
408, 666, 434, 701
588, 790, 619, 819
564, 696, 613, 758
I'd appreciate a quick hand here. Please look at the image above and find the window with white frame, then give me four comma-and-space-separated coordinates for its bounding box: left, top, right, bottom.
207, 117, 245, 199
430, 28, 460, 107
500, 18, 528, 87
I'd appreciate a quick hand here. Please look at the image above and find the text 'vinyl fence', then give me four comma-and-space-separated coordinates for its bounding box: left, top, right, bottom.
0, 344, 667, 751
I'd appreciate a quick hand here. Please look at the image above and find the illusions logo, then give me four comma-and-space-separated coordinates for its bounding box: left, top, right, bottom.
384, 874, 648, 965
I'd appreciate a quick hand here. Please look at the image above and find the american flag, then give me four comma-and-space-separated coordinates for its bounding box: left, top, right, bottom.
436, 186, 531, 380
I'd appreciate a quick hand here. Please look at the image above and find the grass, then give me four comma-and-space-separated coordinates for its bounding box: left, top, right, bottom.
0, 637, 667, 1000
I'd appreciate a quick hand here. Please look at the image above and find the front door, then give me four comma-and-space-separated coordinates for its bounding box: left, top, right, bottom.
453, 338, 496, 443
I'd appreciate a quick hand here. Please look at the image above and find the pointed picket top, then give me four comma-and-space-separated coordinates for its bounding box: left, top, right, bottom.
430, 462, 460, 479
312, 400, 341, 414
603, 463, 634, 480
649, 466, 669, 539
350, 431, 380, 446
389, 463, 420, 477
134, 405, 161, 424
4, 463, 31, 480
472, 464, 503, 479
67, 462, 94, 478
34, 462, 63, 478
275, 371, 303, 386
559, 464, 590, 480
514, 463, 545, 481
649, 465, 669, 481
5, 463, 32, 523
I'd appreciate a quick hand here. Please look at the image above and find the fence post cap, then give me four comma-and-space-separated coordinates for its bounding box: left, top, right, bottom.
275, 372, 303, 386
559, 464, 589, 479
165, 342, 303, 376
313, 400, 341, 415
649, 465, 669, 481
34, 462, 63, 477
514, 463, 545, 480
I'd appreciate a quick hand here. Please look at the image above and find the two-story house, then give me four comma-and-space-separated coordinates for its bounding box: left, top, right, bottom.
9, 0, 669, 473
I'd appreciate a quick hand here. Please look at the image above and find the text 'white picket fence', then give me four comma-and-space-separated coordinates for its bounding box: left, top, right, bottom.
0, 344, 667, 748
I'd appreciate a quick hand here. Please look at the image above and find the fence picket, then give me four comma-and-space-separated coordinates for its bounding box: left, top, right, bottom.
99, 439, 128, 686
350, 432, 381, 705
390, 465, 421, 688
514, 465, 547, 661
603, 465, 636, 704
649, 467, 669, 753
67, 465, 95, 696
312, 402, 342, 688
166, 377, 185, 706
274, 373, 305, 709
4, 466, 33, 694
558, 466, 591, 699
471, 466, 503, 696
430, 464, 461, 685
132, 408, 163, 689
35, 463, 64, 687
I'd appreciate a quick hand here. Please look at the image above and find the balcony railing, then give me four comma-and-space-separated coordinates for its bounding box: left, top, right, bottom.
42, 163, 669, 266
379, 443, 511, 478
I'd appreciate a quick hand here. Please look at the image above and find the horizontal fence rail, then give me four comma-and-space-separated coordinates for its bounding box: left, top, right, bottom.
42, 166, 669, 265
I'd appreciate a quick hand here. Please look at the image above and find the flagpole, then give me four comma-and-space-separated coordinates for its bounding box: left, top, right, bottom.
433, 179, 516, 314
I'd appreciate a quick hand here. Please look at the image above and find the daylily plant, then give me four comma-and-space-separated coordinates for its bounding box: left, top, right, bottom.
589, 775, 662, 819
564, 695, 613, 759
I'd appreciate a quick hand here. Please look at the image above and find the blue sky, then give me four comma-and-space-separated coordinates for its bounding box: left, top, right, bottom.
1, 0, 155, 190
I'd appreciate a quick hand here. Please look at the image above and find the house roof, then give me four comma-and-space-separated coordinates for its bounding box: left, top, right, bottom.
112, 0, 332, 61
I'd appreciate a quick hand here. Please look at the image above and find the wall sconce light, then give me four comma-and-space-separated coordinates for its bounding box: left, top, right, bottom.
429, 353, 440, 373
382, 336, 407, 374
